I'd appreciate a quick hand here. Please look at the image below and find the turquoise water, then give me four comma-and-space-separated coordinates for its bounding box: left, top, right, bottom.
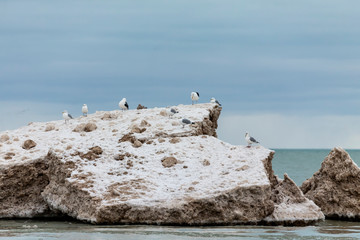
1, 149, 360, 239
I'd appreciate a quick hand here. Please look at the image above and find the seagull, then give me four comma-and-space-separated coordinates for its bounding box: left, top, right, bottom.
181, 118, 195, 128
82, 104, 88, 117
62, 111, 73, 124
245, 132, 259, 148
191, 92, 200, 105
119, 98, 129, 111
168, 108, 179, 118
210, 97, 222, 106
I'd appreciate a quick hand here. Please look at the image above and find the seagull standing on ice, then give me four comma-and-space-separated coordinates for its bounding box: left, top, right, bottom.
119, 98, 129, 111
191, 92, 200, 105
245, 132, 259, 148
181, 118, 195, 128
62, 111, 73, 124
82, 104, 88, 117
210, 97, 222, 106
168, 108, 179, 118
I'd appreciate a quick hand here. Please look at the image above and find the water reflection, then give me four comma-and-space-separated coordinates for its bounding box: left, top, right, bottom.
0, 220, 360, 239
317, 220, 360, 235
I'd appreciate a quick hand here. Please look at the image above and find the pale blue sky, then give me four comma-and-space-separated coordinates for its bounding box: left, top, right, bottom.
1, 0, 360, 148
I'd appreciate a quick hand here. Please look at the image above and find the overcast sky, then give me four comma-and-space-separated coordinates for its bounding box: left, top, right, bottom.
1, 0, 360, 148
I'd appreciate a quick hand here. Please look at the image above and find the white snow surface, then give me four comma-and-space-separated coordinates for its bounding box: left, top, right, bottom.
0, 104, 211, 165
0, 103, 273, 208
71, 138, 271, 208
265, 200, 325, 222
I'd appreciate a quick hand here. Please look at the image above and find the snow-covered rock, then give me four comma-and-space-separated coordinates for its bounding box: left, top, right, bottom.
301, 147, 360, 220
265, 174, 324, 225
0, 103, 323, 225
43, 139, 275, 224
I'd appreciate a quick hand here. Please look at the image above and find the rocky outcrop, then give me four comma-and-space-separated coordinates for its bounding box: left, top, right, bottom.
40, 139, 323, 225
41, 135, 276, 224
0, 103, 324, 225
42, 151, 101, 221
301, 147, 360, 220
94, 185, 274, 225
261, 152, 324, 225
265, 174, 324, 225
43, 146, 275, 225
262, 151, 278, 186
0, 158, 52, 217
195, 105, 221, 137
0, 104, 222, 220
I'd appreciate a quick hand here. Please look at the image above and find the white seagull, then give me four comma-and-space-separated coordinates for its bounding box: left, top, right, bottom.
181, 118, 195, 128
245, 132, 259, 148
119, 98, 129, 111
191, 92, 200, 105
62, 111, 73, 124
210, 97, 222, 106
168, 108, 179, 118
82, 104, 88, 117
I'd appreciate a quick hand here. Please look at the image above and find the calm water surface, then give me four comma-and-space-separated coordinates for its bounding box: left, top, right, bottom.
1, 149, 360, 239
1, 219, 360, 240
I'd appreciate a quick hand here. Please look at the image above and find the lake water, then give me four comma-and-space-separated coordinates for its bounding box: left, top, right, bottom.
1, 149, 360, 239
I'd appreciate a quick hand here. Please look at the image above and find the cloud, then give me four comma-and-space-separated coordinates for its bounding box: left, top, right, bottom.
2, 0, 360, 136
252, 57, 360, 75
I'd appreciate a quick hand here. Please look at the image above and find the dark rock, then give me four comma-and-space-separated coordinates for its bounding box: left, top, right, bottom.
301, 147, 360, 220
22, 140, 37, 150
161, 157, 178, 168
137, 104, 147, 110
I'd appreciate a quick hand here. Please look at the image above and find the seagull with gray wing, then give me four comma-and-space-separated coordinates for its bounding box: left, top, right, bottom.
210, 97, 222, 106
181, 118, 195, 128
168, 108, 179, 118
245, 132, 259, 148
62, 110, 73, 124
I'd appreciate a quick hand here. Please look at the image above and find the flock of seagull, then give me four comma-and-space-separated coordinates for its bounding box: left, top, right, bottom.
61, 92, 259, 147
